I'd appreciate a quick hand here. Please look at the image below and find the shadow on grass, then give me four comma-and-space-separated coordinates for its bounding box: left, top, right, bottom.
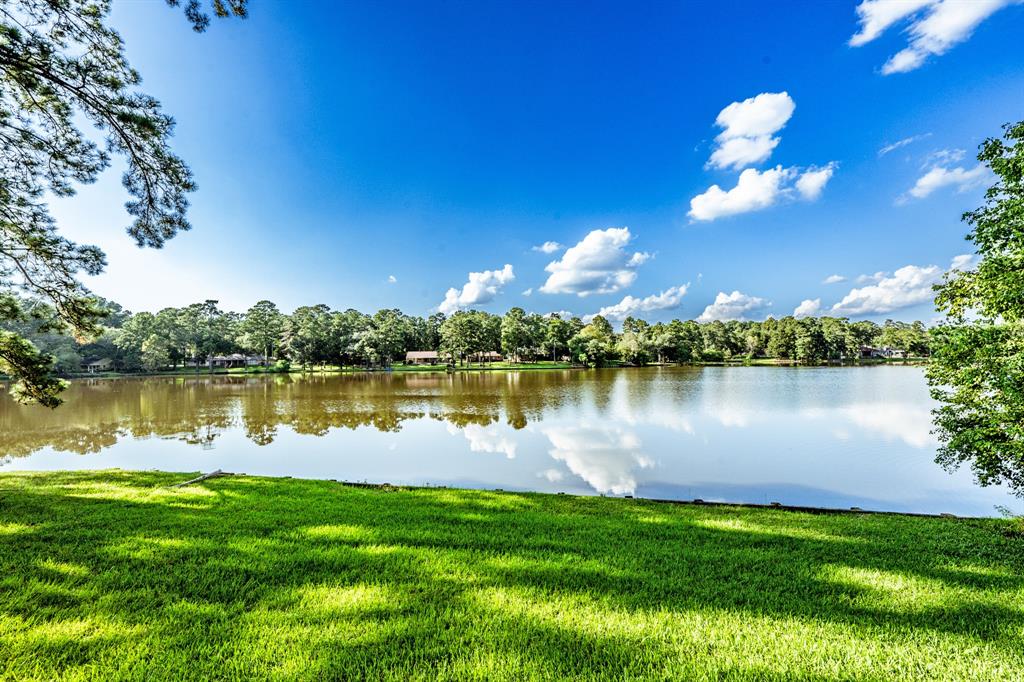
0, 470, 1022, 680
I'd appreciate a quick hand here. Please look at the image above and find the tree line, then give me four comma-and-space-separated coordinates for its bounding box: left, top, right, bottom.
3, 295, 932, 375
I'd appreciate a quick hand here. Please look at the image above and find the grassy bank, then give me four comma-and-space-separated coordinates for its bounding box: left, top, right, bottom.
1, 471, 1021, 680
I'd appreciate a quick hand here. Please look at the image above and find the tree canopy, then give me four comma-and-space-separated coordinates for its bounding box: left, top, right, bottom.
928, 120, 1024, 496
0, 0, 244, 406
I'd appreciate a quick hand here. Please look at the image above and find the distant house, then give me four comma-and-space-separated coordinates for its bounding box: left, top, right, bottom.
473, 351, 503, 363
82, 358, 113, 373
859, 345, 907, 359
406, 350, 442, 365
207, 354, 269, 368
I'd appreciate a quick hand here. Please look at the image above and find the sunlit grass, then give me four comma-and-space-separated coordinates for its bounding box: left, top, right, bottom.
0, 470, 1022, 680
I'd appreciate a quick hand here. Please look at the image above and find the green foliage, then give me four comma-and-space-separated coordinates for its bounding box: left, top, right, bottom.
929, 121, 1024, 495
500, 307, 530, 362
568, 315, 615, 367
1, 470, 1022, 680
282, 304, 333, 368
0, 0, 243, 404
238, 300, 283, 362
795, 318, 827, 365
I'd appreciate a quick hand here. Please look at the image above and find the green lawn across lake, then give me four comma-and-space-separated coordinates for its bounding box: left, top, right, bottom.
1, 471, 1021, 680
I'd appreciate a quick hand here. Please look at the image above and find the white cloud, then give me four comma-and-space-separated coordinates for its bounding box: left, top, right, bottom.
850, 0, 934, 46
823, 274, 847, 284
950, 253, 978, 271
794, 298, 822, 318
532, 241, 564, 254
857, 271, 887, 285
839, 403, 936, 448
542, 424, 653, 495
539, 227, 650, 297
707, 92, 795, 170
795, 164, 836, 200
829, 257, 971, 315
689, 163, 836, 222
522, 288, 533, 296
447, 423, 517, 459
697, 291, 771, 322
539, 468, 565, 483
387, 275, 397, 284
879, 133, 932, 156
850, 0, 1015, 74
905, 163, 989, 200
689, 166, 794, 221
590, 284, 690, 323
438, 264, 515, 314
923, 148, 966, 167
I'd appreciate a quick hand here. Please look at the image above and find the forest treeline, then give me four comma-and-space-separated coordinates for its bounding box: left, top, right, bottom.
3, 297, 932, 374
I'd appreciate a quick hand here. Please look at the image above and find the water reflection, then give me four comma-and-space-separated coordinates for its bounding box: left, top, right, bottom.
542, 423, 652, 495
1, 367, 1020, 516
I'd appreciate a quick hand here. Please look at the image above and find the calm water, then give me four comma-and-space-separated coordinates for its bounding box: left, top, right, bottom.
1, 366, 1020, 516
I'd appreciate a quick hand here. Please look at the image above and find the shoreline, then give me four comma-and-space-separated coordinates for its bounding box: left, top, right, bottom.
7, 356, 929, 383
2, 467, 983, 520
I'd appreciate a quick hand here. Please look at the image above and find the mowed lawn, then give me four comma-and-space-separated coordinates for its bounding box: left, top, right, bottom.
1, 471, 1022, 680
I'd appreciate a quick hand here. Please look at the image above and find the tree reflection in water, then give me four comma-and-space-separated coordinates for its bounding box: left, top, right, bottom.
0, 371, 590, 459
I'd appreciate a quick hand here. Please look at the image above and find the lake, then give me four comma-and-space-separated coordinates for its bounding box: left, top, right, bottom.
1, 366, 1020, 517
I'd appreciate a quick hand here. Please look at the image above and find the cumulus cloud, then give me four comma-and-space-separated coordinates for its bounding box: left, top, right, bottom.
696, 291, 771, 322
589, 284, 690, 323
539, 468, 565, 483
532, 241, 563, 254
879, 133, 932, 156
794, 298, 822, 318
447, 423, 517, 459
950, 253, 979, 271
828, 256, 973, 315
689, 166, 794, 221
708, 92, 795, 170
689, 165, 834, 221
857, 271, 887, 285
795, 164, 836, 200
823, 274, 847, 284
543, 424, 653, 496
904, 163, 989, 200
850, 0, 1015, 74
539, 227, 650, 297
387, 275, 397, 284
438, 264, 515, 314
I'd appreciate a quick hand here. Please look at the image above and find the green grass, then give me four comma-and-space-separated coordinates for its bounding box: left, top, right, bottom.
1, 471, 1021, 680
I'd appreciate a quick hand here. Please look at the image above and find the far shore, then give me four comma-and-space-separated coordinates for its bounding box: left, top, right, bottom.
6, 356, 930, 384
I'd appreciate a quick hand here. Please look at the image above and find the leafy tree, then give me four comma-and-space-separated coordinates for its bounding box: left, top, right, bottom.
282, 305, 333, 368
795, 318, 827, 365
177, 300, 234, 366
848, 320, 880, 350
0, 0, 245, 405
239, 301, 284, 364
440, 311, 481, 365
820, 317, 853, 360
359, 308, 408, 366
331, 308, 368, 366
140, 333, 172, 371
767, 317, 799, 359
569, 315, 615, 367
543, 314, 571, 361
928, 121, 1024, 495
500, 307, 530, 363
425, 313, 445, 350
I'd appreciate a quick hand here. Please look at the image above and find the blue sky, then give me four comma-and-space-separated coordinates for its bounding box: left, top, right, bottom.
54, 0, 1024, 324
